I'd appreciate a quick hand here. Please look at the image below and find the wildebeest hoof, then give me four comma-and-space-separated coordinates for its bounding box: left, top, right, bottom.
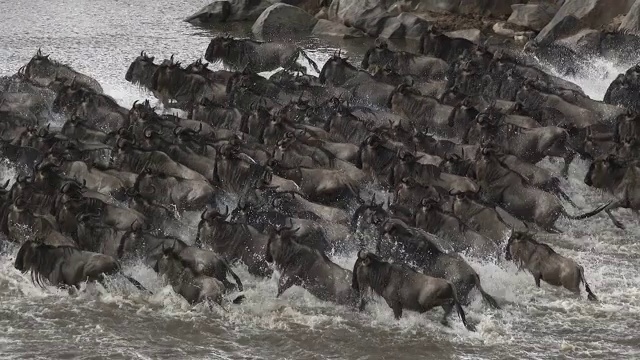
465, 323, 477, 332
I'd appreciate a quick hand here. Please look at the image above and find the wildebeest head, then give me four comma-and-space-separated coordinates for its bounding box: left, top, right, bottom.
205, 36, 233, 63
24, 48, 53, 82
505, 231, 541, 261
319, 52, 357, 86
125, 51, 156, 84
351, 193, 388, 230
361, 39, 393, 71
584, 154, 627, 188
351, 250, 386, 291
265, 220, 299, 263
52, 81, 86, 113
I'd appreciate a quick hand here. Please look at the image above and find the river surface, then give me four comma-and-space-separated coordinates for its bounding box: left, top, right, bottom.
1, 1, 639, 359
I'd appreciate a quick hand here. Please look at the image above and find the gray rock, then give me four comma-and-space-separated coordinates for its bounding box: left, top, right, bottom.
396, 12, 432, 40
185, 0, 273, 24
252, 3, 318, 38
445, 28, 483, 44
311, 19, 366, 38
379, 17, 405, 39
508, 3, 558, 31
413, 0, 521, 16
535, 0, 635, 45
619, 0, 640, 35
327, 0, 391, 27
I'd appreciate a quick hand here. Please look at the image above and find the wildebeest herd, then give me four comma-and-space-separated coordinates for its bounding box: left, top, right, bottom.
1, 28, 638, 331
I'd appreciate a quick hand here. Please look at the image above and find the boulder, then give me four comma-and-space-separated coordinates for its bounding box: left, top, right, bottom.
185, 0, 325, 25
413, 0, 521, 16
619, 0, 640, 35
396, 12, 432, 40
508, 3, 558, 31
445, 28, 483, 44
327, 0, 390, 28
535, 0, 635, 45
252, 3, 318, 38
311, 19, 366, 38
185, 0, 272, 24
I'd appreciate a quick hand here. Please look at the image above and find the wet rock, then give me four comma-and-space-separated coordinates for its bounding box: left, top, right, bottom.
397, 13, 432, 40
445, 28, 483, 44
535, 0, 635, 45
312, 19, 366, 38
379, 17, 405, 39
619, 0, 640, 35
508, 3, 558, 31
414, 0, 521, 16
185, 0, 269, 24
327, 0, 389, 28
252, 3, 318, 38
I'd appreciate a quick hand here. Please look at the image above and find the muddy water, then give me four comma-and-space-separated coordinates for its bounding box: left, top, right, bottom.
1, 1, 639, 359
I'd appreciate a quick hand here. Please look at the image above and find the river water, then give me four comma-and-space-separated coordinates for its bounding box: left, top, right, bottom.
1, 1, 639, 359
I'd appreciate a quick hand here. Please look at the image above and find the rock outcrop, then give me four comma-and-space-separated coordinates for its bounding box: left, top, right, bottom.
535, 0, 635, 45
312, 19, 366, 38
508, 3, 558, 31
252, 3, 318, 38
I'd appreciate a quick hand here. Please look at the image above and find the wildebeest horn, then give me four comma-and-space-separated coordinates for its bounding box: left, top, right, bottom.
222, 205, 229, 217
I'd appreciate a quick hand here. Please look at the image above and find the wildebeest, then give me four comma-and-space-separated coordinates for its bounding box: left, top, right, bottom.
196, 207, 273, 277
362, 40, 448, 81
52, 82, 128, 132
150, 57, 215, 109
377, 218, 500, 308
23, 49, 103, 93
475, 147, 610, 232
205, 36, 320, 74
584, 155, 640, 229
265, 224, 357, 306
14, 240, 146, 290
154, 246, 244, 306
125, 51, 161, 96
505, 232, 597, 301
352, 251, 475, 331
419, 28, 477, 64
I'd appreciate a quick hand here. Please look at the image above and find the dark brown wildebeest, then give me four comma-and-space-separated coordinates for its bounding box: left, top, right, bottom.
14, 240, 146, 291
24, 49, 103, 93
362, 39, 448, 81
205, 36, 319, 74
352, 251, 476, 331
584, 155, 640, 229
265, 224, 358, 306
505, 232, 598, 301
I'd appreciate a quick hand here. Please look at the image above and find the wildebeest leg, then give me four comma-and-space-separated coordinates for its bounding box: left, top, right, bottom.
358, 296, 367, 312
440, 303, 453, 326
276, 275, 297, 297
391, 302, 403, 320
561, 152, 575, 178
533, 273, 542, 288
605, 206, 625, 230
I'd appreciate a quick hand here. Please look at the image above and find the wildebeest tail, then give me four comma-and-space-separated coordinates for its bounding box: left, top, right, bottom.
579, 265, 598, 302
449, 282, 475, 331
122, 273, 151, 293
475, 275, 500, 309
563, 200, 611, 220
226, 263, 244, 292
299, 50, 321, 73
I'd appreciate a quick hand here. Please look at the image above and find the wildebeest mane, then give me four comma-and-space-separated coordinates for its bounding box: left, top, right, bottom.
515, 232, 556, 254
16, 241, 82, 287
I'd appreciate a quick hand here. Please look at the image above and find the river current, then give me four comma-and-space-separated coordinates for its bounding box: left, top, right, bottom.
1, 1, 639, 359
